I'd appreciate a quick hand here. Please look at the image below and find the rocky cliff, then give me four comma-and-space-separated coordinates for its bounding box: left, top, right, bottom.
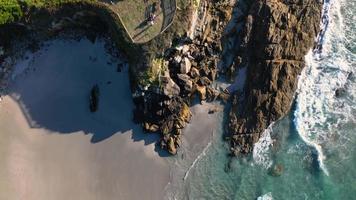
228, 0, 323, 155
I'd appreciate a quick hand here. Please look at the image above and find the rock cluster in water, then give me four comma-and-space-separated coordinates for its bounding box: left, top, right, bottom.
227, 0, 323, 155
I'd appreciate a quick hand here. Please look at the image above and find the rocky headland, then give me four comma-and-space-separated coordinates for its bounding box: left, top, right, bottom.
225, 0, 323, 155
0, 0, 323, 156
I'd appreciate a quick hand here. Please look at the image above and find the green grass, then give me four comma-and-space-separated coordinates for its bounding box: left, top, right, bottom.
0, 0, 97, 25
108, 0, 163, 43
0, 0, 166, 43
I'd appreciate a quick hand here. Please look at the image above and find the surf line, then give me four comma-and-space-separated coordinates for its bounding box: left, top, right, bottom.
183, 131, 214, 181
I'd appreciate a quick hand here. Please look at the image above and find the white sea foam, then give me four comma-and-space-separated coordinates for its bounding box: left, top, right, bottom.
294, 0, 355, 176
257, 192, 273, 200
183, 139, 212, 181
253, 123, 274, 169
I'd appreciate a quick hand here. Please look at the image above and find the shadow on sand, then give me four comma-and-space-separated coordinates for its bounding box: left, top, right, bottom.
7, 38, 169, 156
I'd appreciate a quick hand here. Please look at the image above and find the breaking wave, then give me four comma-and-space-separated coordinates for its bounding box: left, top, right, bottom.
183, 140, 212, 181
257, 192, 273, 200
253, 123, 274, 169
294, 0, 355, 176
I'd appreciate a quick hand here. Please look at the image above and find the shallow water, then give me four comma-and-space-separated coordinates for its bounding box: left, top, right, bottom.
167, 0, 356, 199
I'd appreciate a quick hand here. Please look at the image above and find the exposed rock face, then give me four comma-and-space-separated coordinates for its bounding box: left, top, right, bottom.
161, 72, 180, 98
228, 0, 323, 155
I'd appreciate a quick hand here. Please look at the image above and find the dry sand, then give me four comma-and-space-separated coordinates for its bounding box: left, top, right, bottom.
0, 39, 169, 200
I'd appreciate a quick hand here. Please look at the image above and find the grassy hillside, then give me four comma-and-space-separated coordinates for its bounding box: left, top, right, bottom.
0, 0, 96, 25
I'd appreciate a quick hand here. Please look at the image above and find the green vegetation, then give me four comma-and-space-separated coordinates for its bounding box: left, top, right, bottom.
0, 0, 96, 25
138, 57, 167, 87
108, 0, 164, 43
0, 0, 22, 24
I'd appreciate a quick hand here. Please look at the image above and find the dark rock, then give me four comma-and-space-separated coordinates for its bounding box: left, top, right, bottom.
144, 122, 159, 132
196, 85, 207, 101
89, 84, 99, 112
177, 74, 193, 93
161, 73, 180, 98
180, 57, 191, 74
167, 137, 177, 155
206, 87, 219, 101
269, 164, 284, 177
335, 88, 346, 97
208, 106, 219, 114
198, 76, 212, 86
189, 67, 200, 79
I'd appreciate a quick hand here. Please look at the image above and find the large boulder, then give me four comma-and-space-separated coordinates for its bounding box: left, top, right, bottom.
180, 57, 191, 74
177, 74, 193, 93
196, 85, 207, 101
167, 137, 177, 155
161, 74, 180, 98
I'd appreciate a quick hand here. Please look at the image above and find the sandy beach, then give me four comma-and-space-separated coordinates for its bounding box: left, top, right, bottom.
0, 39, 169, 200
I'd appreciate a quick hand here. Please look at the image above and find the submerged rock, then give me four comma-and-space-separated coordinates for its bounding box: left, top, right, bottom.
269, 163, 284, 177
335, 88, 346, 98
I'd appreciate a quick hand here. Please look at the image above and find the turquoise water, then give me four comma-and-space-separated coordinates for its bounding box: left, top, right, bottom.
167, 0, 356, 199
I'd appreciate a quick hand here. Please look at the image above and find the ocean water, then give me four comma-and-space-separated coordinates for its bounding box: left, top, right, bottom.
167, 0, 356, 199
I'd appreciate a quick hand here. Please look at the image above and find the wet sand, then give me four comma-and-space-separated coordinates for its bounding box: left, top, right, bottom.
0, 39, 169, 200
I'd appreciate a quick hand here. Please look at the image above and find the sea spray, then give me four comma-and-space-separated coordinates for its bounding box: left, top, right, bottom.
253, 123, 274, 169
294, 0, 355, 176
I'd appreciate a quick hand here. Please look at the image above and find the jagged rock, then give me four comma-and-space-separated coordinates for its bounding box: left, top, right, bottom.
228, 0, 323, 155
175, 137, 182, 147
180, 57, 191, 74
179, 102, 192, 123
208, 69, 217, 82
167, 137, 177, 155
218, 92, 230, 103
199, 76, 212, 86
161, 119, 174, 135
206, 87, 219, 101
196, 85, 207, 101
144, 122, 159, 132
182, 45, 190, 54
189, 67, 200, 79
174, 55, 182, 63
161, 74, 180, 98
177, 74, 193, 93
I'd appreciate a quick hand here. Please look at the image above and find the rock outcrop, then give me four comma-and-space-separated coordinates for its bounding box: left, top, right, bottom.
133, 0, 234, 155
228, 0, 323, 155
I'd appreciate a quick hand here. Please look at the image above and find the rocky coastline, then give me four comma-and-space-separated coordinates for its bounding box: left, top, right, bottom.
0, 0, 324, 156
226, 0, 323, 155
132, 0, 235, 154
